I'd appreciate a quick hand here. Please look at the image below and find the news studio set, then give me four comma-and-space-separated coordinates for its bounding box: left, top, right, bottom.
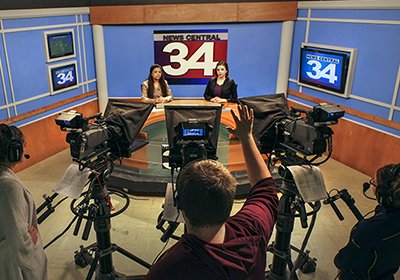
1, 4, 399, 280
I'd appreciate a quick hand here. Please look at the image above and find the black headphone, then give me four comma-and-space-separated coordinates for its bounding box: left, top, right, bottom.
0, 124, 24, 163
375, 164, 400, 208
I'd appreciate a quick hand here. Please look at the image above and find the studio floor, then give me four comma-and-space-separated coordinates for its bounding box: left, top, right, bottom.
18, 149, 399, 280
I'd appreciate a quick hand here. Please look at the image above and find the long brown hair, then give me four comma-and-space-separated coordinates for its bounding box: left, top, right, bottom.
214, 60, 230, 79
147, 64, 168, 98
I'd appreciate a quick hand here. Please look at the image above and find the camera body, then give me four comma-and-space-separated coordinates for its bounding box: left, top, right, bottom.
56, 111, 124, 165
169, 119, 214, 168
273, 103, 344, 162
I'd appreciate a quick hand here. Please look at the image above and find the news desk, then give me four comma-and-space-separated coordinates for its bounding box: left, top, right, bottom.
109, 99, 250, 197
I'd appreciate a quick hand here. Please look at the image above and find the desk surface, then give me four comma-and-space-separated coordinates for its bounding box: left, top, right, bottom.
155, 99, 235, 109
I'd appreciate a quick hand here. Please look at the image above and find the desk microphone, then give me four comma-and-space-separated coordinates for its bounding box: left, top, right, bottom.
24, 154, 30, 159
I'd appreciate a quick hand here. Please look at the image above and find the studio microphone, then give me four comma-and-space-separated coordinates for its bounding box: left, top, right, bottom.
24, 154, 30, 159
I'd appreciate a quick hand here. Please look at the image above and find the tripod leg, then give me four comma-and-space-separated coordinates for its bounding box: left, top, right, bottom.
86, 250, 101, 280
115, 244, 152, 269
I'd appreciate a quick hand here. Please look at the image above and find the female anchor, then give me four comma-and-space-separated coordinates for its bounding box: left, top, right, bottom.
141, 64, 173, 104
203, 61, 238, 103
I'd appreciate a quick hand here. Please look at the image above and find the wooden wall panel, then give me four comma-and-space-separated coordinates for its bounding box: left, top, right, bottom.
90, 2, 298, 25
90, 6, 144, 24
237, 2, 297, 22
14, 100, 99, 172
287, 100, 400, 177
332, 119, 400, 177
144, 3, 237, 24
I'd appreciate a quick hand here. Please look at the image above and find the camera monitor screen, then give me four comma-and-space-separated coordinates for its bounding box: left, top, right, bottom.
298, 43, 357, 98
164, 104, 222, 152
44, 29, 75, 62
48, 61, 78, 94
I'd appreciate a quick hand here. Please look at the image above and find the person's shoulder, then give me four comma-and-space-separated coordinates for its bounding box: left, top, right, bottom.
142, 80, 149, 86
0, 176, 25, 201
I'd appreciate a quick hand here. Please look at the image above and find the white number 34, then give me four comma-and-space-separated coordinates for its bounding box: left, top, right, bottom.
57, 71, 74, 85
162, 42, 217, 76
306, 60, 338, 84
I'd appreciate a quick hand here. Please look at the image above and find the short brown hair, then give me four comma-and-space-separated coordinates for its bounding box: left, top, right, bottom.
176, 160, 237, 228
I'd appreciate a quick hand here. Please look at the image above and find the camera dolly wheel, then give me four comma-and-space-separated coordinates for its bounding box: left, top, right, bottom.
300, 258, 317, 274
74, 245, 93, 268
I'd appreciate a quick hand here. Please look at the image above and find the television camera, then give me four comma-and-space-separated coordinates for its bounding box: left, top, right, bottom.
46, 101, 154, 279
55, 110, 132, 167
266, 103, 344, 279
169, 119, 215, 168
239, 94, 345, 279
268, 103, 345, 166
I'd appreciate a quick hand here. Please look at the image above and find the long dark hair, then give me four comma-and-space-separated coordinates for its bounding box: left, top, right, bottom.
214, 61, 230, 79
147, 64, 168, 98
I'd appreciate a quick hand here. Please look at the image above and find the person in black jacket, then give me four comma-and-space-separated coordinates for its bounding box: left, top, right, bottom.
203, 61, 237, 103
334, 163, 400, 280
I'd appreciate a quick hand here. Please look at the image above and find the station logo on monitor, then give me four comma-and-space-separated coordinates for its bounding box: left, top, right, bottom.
154, 29, 228, 85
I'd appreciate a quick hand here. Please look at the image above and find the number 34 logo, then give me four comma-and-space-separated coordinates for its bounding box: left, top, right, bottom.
57, 70, 75, 85
162, 42, 218, 76
306, 60, 338, 84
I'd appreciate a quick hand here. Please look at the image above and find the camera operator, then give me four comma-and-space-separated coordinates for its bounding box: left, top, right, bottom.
0, 124, 47, 280
334, 163, 400, 280
146, 105, 279, 279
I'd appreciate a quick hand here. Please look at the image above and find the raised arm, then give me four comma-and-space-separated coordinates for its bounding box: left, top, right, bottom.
227, 105, 271, 186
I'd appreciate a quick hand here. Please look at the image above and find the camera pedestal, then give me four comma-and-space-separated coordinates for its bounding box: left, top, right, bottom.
266, 167, 318, 280
72, 171, 151, 280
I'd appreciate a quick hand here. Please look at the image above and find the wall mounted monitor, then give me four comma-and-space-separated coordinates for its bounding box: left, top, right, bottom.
43, 29, 76, 62
48, 61, 79, 95
298, 43, 357, 98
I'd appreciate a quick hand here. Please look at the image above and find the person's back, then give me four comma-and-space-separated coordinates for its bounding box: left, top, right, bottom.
0, 124, 47, 280
334, 164, 400, 280
145, 105, 278, 279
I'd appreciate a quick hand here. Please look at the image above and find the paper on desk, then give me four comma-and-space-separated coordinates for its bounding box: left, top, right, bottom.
286, 165, 327, 203
53, 163, 91, 199
162, 183, 185, 223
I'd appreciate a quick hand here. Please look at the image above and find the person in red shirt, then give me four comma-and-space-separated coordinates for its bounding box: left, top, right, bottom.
146, 105, 279, 279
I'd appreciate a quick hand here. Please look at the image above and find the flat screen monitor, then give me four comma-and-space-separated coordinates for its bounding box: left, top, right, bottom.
298, 43, 357, 98
164, 104, 222, 160
44, 29, 75, 62
48, 61, 79, 94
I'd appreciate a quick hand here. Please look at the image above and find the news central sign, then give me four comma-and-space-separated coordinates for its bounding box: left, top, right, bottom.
154, 29, 228, 84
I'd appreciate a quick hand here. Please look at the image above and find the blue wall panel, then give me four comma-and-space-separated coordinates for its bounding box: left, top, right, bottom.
83, 25, 96, 82
104, 22, 281, 99
0, 34, 13, 112
312, 9, 400, 21
0, 109, 7, 120
6, 30, 51, 101
297, 9, 309, 18
0, 12, 96, 125
3, 16, 76, 29
290, 9, 400, 135
290, 21, 307, 81
393, 110, 400, 123
308, 22, 400, 104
